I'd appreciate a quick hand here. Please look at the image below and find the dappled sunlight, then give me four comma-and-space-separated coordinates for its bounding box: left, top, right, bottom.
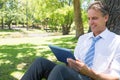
47, 35, 77, 50
36, 49, 47, 56
35, 45, 50, 49
16, 53, 26, 58
0, 43, 39, 79
11, 71, 23, 80
16, 52, 34, 58
35, 46, 52, 56
0, 53, 7, 58
0, 32, 76, 79
17, 62, 27, 70
0, 59, 12, 65
47, 55, 57, 61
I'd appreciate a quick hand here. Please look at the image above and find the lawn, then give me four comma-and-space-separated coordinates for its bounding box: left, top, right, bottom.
0, 28, 77, 80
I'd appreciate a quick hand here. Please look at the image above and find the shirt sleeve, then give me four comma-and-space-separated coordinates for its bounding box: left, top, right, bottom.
109, 45, 120, 78
74, 36, 81, 59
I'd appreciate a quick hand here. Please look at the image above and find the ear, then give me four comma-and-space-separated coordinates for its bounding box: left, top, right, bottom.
104, 14, 109, 22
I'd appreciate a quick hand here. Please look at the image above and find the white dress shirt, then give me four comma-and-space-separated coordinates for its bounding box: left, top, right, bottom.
74, 28, 120, 77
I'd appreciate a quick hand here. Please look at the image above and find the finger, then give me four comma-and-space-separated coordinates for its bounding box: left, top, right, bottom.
67, 58, 75, 62
67, 58, 76, 64
67, 58, 78, 68
67, 58, 73, 67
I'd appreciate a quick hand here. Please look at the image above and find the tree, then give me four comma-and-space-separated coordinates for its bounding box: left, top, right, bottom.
49, 5, 73, 35
94, 0, 120, 34
3, 0, 20, 29
100, 0, 120, 35
0, 0, 7, 29
73, 0, 84, 38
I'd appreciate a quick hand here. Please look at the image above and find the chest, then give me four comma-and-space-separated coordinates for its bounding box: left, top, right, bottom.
78, 39, 118, 61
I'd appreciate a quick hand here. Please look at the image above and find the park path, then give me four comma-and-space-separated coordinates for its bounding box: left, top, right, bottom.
27, 33, 54, 37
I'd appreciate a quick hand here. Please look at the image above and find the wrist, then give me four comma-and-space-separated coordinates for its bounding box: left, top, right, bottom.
87, 68, 98, 80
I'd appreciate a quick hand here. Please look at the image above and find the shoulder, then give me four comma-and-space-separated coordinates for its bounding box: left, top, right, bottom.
78, 32, 92, 40
77, 32, 92, 44
114, 34, 120, 42
105, 29, 120, 40
109, 31, 120, 45
109, 31, 120, 40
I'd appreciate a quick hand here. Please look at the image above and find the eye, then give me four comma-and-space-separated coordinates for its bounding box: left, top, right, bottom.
92, 17, 98, 20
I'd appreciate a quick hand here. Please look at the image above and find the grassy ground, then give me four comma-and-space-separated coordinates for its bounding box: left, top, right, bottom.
0, 28, 77, 80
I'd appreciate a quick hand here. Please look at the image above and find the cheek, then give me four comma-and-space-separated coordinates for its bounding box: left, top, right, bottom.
93, 20, 99, 25
95, 19, 104, 26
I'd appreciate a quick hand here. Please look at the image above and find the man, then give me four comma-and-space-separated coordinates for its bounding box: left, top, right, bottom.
21, 1, 120, 80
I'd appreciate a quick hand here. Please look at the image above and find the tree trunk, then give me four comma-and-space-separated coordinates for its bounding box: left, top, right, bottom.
73, 0, 84, 38
101, 0, 120, 34
8, 20, 12, 29
62, 25, 70, 35
1, 17, 4, 29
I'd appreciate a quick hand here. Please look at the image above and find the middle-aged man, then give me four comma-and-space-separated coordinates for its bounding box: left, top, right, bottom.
21, 1, 120, 80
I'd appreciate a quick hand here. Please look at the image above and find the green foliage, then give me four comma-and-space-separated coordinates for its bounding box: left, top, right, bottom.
57, 6, 73, 25
48, 5, 74, 31
82, 10, 89, 31
0, 0, 89, 33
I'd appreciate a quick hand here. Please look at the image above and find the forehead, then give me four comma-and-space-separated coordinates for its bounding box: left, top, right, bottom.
87, 9, 103, 17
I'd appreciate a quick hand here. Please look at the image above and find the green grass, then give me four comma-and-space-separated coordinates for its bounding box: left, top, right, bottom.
0, 29, 77, 80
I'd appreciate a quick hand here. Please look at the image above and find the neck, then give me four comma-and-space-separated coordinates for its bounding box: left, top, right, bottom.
93, 28, 106, 36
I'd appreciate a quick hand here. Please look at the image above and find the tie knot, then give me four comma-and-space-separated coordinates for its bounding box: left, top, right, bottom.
93, 36, 101, 42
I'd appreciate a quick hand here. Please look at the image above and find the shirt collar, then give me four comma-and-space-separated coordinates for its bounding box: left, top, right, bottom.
99, 28, 109, 39
88, 28, 109, 39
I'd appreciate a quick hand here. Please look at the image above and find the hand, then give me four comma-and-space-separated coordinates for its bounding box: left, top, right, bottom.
67, 58, 91, 76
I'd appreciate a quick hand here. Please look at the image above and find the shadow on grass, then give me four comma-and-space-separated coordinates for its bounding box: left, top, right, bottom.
0, 43, 54, 80
48, 36, 77, 52
0, 35, 77, 80
0, 44, 35, 80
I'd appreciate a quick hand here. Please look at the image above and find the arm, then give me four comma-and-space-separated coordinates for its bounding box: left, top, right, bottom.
88, 68, 119, 80
67, 58, 119, 80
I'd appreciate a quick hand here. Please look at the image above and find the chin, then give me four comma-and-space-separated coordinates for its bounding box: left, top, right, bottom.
91, 29, 95, 33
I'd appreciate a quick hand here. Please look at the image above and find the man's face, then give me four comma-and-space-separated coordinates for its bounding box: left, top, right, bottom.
87, 9, 108, 36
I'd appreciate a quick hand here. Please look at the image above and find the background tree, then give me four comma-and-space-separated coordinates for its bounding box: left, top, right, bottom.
0, 0, 90, 36
51, 6, 73, 35
4, 0, 19, 29
73, 0, 84, 38
94, 0, 120, 35
101, 0, 120, 35
0, 0, 7, 29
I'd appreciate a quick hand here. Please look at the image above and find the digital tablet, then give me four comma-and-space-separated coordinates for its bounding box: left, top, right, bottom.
48, 45, 76, 64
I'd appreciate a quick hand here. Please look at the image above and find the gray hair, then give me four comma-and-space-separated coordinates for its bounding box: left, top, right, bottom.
87, 1, 109, 16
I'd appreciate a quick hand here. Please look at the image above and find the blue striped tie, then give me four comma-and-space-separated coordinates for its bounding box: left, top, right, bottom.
84, 36, 101, 67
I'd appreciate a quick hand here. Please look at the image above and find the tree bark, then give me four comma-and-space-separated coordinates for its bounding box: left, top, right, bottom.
101, 0, 120, 34
1, 17, 4, 29
73, 0, 84, 38
62, 25, 70, 35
